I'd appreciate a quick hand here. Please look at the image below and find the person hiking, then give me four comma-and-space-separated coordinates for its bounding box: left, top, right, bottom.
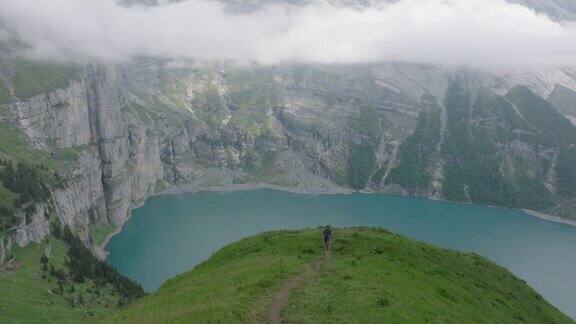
323, 226, 332, 250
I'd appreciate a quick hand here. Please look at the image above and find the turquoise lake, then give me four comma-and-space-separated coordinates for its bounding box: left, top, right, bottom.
106, 189, 576, 318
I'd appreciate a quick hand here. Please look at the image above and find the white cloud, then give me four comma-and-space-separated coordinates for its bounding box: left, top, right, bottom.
0, 0, 575, 68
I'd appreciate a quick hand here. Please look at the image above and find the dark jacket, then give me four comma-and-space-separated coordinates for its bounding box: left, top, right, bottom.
323, 228, 332, 240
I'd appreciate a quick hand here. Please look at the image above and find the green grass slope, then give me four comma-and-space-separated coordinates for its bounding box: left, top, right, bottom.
0, 237, 120, 323
13, 59, 81, 100
106, 228, 572, 323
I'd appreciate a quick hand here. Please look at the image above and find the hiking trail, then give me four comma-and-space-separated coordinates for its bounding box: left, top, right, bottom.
267, 249, 331, 324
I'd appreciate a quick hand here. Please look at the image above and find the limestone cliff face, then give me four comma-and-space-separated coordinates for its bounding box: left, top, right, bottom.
1, 60, 576, 252
13, 203, 49, 246
0, 64, 163, 250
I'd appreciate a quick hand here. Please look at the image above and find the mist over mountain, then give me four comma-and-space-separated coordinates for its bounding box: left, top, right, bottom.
512, 0, 576, 21
1, 0, 576, 67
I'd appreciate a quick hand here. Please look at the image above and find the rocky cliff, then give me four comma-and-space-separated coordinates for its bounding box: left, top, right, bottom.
1, 57, 576, 256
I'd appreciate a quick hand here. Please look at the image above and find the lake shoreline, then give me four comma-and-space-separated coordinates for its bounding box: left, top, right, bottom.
100, 183, 576, 257
98, 182, 353, 257
160, 182, 355, 196
522, 209, 576, 227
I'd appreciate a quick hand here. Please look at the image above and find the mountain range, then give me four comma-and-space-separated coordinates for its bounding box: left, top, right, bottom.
0, 0, 575, 258
1, 0, 576, 320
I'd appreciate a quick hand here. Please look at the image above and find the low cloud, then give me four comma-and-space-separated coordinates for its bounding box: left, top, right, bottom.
0, 0, 575, 68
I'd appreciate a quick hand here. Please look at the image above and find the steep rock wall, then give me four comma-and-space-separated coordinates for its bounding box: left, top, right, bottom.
1, 61, 576, 253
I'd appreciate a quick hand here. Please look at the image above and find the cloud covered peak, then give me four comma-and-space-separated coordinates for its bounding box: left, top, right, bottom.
0, 0, 575, 68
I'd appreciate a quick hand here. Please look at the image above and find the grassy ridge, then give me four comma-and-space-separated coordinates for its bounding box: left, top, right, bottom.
106, 228, 571, 323
106, 230, 322, 323
285, 229, 568, 323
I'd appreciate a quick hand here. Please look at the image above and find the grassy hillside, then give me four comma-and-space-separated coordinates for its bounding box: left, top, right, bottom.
13, 59, 81, 99
106, 228, 572, 323
0, 237, 120, 323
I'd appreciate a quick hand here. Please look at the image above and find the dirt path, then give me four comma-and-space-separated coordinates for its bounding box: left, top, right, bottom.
267, 249, 331, 324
